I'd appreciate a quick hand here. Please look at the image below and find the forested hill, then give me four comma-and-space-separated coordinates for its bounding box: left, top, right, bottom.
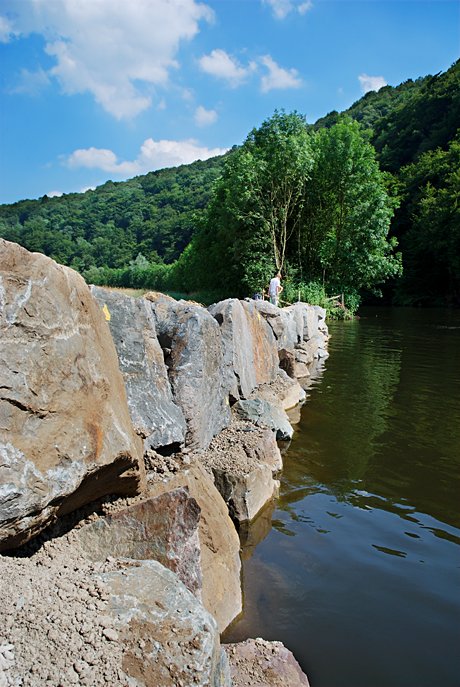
314, 59, 460, 304
0, 59, 458, 305
0, 154, 227, 272
315, 59, 459, 173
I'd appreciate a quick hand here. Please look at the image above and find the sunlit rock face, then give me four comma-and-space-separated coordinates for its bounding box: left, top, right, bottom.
99, 560, 231, 687
75, 487, 202, 597
146, 292, 231, 449
91, 286, 187, 452
147, 461, 243, 633
208, 298, 279, 400
0, 239, 144, 551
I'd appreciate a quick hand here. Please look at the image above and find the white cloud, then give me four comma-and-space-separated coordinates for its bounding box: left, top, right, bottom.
194, 105, 218, 127
11, 67, 50, 95
47, 190, 63, 198
0, 14, 15, 42
263, 0, 313, 19
260, 55, 302, 92
198, 49, 255, 86
66, 138, 228, 177
1, 0, 213, 118
298, 1, 313, 15
358, 73, 387, 94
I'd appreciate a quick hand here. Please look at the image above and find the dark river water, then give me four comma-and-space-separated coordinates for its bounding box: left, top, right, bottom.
223, 307, 460, 687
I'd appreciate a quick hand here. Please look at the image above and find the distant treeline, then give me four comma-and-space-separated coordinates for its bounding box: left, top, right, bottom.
0, 59, 458, 307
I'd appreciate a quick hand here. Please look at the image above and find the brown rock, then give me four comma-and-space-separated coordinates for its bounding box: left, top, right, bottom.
74, 488, 202, 597
201, 423, 282, 524
99, 560, 231, 687
147, 462, 242, 633
0, 240, 144, 551
224, 638, 310, 687
248, 371, 306, 411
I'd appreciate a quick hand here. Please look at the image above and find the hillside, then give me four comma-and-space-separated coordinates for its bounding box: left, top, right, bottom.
0, 60, 458, 305
0, 155, 226, 271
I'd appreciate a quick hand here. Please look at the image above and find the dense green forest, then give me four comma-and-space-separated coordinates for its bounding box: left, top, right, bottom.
1, 60, 458, 308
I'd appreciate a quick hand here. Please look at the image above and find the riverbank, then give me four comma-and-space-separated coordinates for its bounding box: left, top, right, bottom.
0, 238, 328, 686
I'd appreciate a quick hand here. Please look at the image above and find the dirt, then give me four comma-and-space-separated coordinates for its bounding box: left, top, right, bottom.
198, 421, 274, 477
224, 638, 311, 687
0, 530, 129, 687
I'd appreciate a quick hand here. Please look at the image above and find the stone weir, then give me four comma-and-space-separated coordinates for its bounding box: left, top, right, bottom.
0, 239, 328, 687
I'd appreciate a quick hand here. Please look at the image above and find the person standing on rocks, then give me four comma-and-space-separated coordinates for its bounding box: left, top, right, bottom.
268, 272, 283, 307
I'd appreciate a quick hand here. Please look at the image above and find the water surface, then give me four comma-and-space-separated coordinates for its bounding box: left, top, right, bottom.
224, 307, 460, 687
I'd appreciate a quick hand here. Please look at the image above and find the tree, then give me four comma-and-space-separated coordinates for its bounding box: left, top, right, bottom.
300, 118, 402, 295
182, 110, 315, 296
396, 136, 460, 304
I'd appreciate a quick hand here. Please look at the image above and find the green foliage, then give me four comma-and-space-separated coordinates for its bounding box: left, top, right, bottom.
373, 62, 460, 172
83, 260, 173, 291
175, 111, 316, 297
282, 280, 360, 319
314, 59, 460, 305
283, 280, 329, 308
394, 134, 460, 304
180, 114, 400, 303
0, 156, 225, 271
299, 118, 402, 294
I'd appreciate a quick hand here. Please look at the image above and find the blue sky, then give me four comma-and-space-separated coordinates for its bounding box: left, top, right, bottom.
0, 0, 458, 204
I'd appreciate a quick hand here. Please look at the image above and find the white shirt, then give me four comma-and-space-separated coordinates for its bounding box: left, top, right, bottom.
269, 277, 280, 296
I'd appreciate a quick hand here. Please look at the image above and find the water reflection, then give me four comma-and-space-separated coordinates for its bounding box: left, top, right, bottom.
238, 498, 276, 560
225, 308, 460, 687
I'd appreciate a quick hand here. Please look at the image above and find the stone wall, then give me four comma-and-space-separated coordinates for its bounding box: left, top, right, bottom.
0, 240, 326, 686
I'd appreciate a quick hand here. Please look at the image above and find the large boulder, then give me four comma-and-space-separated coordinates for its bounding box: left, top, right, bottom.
74, 488, 202, 597
253, 301, 329, 378
0, 542, 230, 686
147, 461, 242, 633
253, 300, 302, 352
224, 638, 310, 687
201, 422, 282, 524
209, 299, 279, 400
0, 240, 144, 551
146, 293, 231, 449
100, 561, 231, 687
254, 300, 329, 347
90, 287, 186, 451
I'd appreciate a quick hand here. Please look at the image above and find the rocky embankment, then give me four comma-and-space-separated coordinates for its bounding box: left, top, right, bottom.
0, 238, 328, 686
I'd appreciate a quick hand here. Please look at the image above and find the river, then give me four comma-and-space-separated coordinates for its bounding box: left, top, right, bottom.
223, 307, 460, 687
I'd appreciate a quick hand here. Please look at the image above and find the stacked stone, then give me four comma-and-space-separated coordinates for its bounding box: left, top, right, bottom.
0, 238, 326, 687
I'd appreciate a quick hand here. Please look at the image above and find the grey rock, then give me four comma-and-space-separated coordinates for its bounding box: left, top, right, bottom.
209, 299, 279, 399
146, 293, 231, 449
0, 240, 144, 551
248, 370, 306, 411
90, 286, 186, 451
302, 304, 320, 341
253, 301, 329, 374
99, 560, 231, 687
75, 488, 202, 597
253, 300, 301, 352
232, 399, 294, 441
